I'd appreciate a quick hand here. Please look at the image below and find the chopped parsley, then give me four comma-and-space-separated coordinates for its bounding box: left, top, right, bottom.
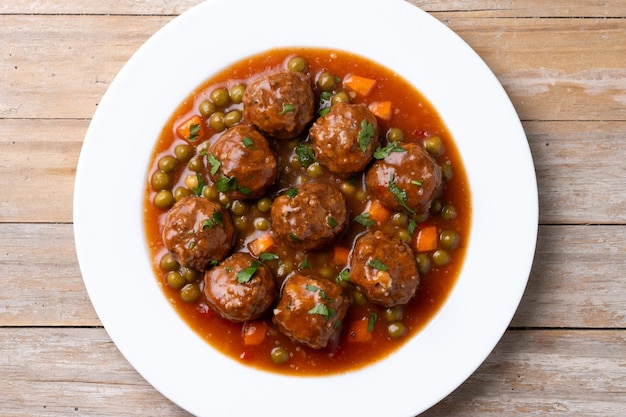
373, 141, 406, 159
295, 143, 316, 167
285, 187, 298, 199
298, 258, 312, 269
216, 175, 250, 195
188, 123, 201, 142
193, 172, 205, 196
236, 261, 262, 283
410, 179, 424, 187
258, 252, 279, 262
354, 212, 375, 227
326, 216, 338, 228
289, 232, 299, 242
279, 103, 296, 115
241, 136, 254, 147
388, 172, 415, 214
307, 303, 336, 320
367, 312, 378, 332
337, 269, 350, 282
357, 120, 375, 152
201, 209, 224, 230
207, 153, 221, 175
408, 218, 417, 236
368, 258, 388, 272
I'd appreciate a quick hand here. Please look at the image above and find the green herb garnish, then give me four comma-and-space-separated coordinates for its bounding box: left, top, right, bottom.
357, 120, 375, 152
367, 312, 378, 332
207, 154, 221, 176
307, 303, 335, 320
193, 172, 205, 196
241, 137, 254, 147
188, 123, 201, 142
373, 141, 406, 159
285, 187, 298, 199
279, 103, 296, 115
258, 252, 279, 262
354, 213, 375, 227
326, 216, 338, 228
388, 172, 415, 214
295, 143, 316, 167
236, 261, 261, 283
368, 258, 388, 271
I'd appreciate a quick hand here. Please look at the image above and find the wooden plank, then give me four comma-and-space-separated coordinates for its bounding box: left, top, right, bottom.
3, 119, 625, 224
0, 223, 99, 327
0, 328, 624, 416
526, 120, 626, 225
2, 0, 625, 18
0, 119, 84, 223
1, 16, 625, 121
0, 0, 201, 15
2, 223, 624, 329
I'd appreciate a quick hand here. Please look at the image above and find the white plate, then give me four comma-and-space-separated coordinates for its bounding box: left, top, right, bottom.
73, 0, 538, 416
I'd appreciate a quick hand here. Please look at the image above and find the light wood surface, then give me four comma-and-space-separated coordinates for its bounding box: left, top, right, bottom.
1, 1, 625, 416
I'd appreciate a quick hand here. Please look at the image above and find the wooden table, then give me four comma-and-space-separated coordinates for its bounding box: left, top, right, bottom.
2, 1, 625, 415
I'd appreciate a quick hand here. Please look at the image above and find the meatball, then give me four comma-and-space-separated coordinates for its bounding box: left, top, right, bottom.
270, 181, 347, 251
208, 124, 278, 200
365, 141, 442, 215
162, 196, 235, 271
273, 274, 350, 349
243, 70, 315, 139
309, 102, 380, 176
349, 230, 419, 307
204, 252, 277, 322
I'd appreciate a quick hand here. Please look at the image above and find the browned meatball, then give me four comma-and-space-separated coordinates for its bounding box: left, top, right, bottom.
273, 274, 350, 349
242, 71, 315, 140
309, 102, 380, 176
365, 142, 442, 215
349, 230, 419, 307
207, 124, 278, 200
270, 182, 347, 251
204, 252, 277, 322
162, 196, 235, 271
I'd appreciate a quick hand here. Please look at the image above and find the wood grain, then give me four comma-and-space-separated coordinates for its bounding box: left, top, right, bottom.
1, 1, 625, 416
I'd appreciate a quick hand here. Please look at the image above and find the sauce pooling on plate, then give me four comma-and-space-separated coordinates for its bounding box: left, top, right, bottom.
144, 47, 471, 376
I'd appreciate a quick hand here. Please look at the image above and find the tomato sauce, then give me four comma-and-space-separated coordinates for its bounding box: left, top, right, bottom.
144, 47, 471, 376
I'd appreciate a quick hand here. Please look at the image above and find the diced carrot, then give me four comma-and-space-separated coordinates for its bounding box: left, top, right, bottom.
368, 101, 393, 121
347, 318, 373, 343
176, 114, 205, 142
334, 246, 350, 266
243, 321, 268, 346
414, 225, 438, 252
343, 74, 377, 96
247, 233, 275, 257
367, 200, 392, 224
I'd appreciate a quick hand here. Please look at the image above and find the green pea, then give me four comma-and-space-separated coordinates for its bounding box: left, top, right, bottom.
277, 260, 293, 278
210, 88, 230, 107
340, 181, 356, 196
391, 212, 408, 227
209, 111, 226, 132
173, 186, 191, 202
317, 71, 336, 92
160, 253, 179, 271
307, 163, 324, 178
271, 346, 290, 365
174, 144, 193, 163
432, 249, 451, 267
352, 290, 368, 306
430, 199, 442, 214
151, 170, 171, 191
331, 91, 350, 105
289, 154, 302, 169
441, 204, 458, 221
318, 266, 335, 279
231, 200, 248, 216
256, 197, 272, 213
224, 110, 242, 128
187, 157, 203, 172
254, 217, 269, 231
386, 127, 405, 142
166, 271, 186, 290
387, 322, 407, 338
383, 307, 404, 322
229, 84, 246, 104
203, 185, 219, 201
424, 136, 445, 157
440, 230, 460, 250
287, 56, 307, 73
180, 266, 201, 283
199, 99, 216, 118
441, 162, 453, 181
416, 253, 432, 275
218, 192, 231, 207
158, 155, 178, 173
180, 283, 200, 303
398, 229, 411, 243
233, 216, 248, 231
354, 189, 367, 202
154, 190, 174, 209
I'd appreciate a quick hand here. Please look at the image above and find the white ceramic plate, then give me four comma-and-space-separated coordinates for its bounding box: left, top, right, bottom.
74, 0, 538, 416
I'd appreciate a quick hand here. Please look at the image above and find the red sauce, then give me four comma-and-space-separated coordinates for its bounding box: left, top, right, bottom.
144, 47, 471, 376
